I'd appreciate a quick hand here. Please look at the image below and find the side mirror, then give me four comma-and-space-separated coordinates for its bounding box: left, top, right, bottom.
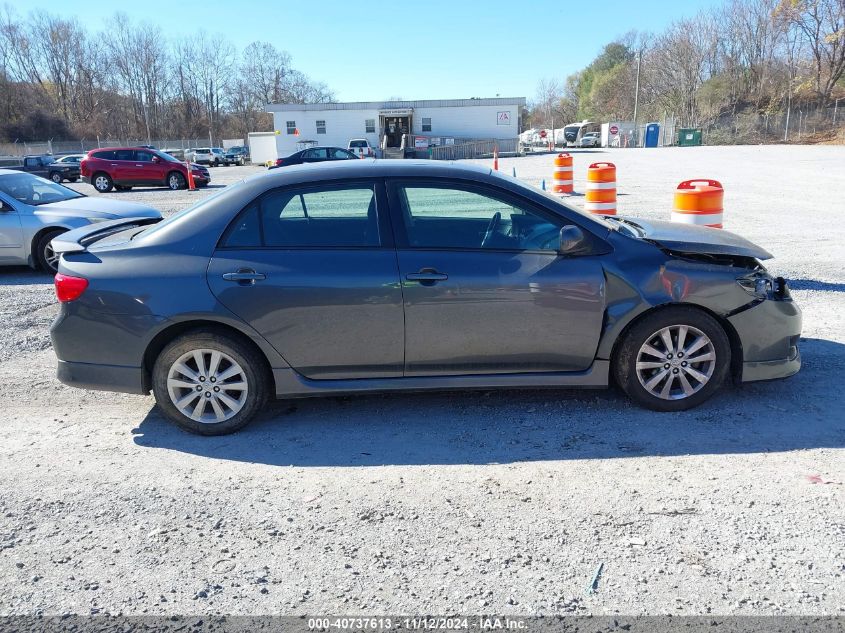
558, 225, 588, 256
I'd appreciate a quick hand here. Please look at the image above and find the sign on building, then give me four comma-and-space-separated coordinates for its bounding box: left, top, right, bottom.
497, 111, 511, 125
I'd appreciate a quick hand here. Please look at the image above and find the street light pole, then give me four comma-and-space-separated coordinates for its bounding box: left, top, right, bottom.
632, 49, 642, 147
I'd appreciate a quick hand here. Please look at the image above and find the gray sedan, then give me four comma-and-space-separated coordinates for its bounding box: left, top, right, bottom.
0, 170, 161, 273
50, 161, 801, 435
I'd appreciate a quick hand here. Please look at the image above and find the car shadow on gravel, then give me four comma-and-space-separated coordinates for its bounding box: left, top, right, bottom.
789, 279, 845, 292
131, 337, 845, 467
0, 267, 53, 285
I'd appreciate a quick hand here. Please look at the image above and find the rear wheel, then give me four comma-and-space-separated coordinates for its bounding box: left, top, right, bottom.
35, 229, 65, 274
152, 331, 269, 435
50, 172, 63, 183
613, 306, 731, 411
92, 172, 113, 193
167, 171, 186, 190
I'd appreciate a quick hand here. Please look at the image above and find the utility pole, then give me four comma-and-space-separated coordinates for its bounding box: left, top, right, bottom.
632, 48, 642, 147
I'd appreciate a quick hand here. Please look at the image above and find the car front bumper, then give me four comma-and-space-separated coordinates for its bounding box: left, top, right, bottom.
727, 297, 802, 382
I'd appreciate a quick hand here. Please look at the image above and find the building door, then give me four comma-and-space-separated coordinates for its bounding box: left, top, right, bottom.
382, 116, 411, 148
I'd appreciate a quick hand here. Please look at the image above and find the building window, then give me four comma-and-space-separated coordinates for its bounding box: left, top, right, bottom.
286, 120, 296, 135
422, 117, 432, 132
316, 120, 326, 134
365, 119, 375, 134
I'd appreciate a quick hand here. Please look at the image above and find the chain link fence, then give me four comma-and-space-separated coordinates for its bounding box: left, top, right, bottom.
0, 138, 229, 158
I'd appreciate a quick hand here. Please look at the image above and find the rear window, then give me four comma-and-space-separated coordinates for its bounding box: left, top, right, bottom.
92, 150, 115, 160
196, 148, 211, 153
349, 140, 367, 148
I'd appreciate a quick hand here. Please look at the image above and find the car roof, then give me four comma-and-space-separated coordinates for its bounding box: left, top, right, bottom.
139, 159, 611, 247
261, 159, 489, 182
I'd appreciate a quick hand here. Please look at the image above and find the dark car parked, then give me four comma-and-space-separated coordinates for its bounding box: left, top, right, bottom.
51, 161, 801, 435
225, 146, 250, 166
270, 146, 359, 169
8, 154, 80, 183
80, 147, 210, 192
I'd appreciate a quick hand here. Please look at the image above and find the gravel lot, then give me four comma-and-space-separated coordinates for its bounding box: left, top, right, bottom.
0, 147, 843, 617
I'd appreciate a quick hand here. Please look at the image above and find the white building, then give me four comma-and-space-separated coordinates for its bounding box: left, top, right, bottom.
266, 97, 525, 157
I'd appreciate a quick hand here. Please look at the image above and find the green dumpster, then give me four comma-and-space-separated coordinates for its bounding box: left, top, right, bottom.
677, 128, 703, 146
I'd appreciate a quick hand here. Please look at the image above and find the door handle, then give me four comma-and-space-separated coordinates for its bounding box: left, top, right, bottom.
406, 269, 448, 284
222, 269, 266, 285
135, 164, 144, 167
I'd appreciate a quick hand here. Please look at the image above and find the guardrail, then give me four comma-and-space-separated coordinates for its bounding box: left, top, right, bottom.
429, 138, 518, 160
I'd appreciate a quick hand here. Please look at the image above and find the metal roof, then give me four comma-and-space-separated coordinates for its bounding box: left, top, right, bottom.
266, 97, 526, 112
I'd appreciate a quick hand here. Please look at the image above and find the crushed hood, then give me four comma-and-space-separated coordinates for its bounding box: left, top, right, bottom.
625, 217, 773, 260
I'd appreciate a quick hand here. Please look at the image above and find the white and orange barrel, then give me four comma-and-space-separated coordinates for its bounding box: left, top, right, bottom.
671, 179, 723, 228
585, 162, 616, 215
552, 153, 573, 193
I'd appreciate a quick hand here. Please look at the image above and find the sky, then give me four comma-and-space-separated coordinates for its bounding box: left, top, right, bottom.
29, 0, 720, 102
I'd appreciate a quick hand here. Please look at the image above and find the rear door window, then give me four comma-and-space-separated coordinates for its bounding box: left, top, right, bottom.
221, 184, 380, 249
114, 149, 134, 161
92, 150, 115, 160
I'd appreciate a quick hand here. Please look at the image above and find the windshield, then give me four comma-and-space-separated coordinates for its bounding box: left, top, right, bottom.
0, 172, 84, 206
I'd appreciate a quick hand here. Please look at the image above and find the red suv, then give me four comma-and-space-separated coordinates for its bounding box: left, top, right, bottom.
80, 147, 210, 192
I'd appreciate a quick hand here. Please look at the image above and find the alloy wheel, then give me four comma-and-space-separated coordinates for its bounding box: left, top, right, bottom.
635, 325, 716, 400
43, 242, 59, 271
94, 176, 109, 191
166, 349, 249, 423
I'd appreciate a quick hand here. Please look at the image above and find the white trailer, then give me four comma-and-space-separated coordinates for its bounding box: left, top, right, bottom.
247, 132, 278, 165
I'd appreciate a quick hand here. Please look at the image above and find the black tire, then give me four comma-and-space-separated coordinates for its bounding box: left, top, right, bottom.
35, 229, 66, 274
167, 171, 186, 190
613, 306, 731, 412
92, 172, 113, 193
49, 172, 63, 183
152, 330, 269, 435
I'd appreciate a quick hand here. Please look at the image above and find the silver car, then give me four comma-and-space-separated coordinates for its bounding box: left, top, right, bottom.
0, 169, 161, 274
579, 132, 601, 148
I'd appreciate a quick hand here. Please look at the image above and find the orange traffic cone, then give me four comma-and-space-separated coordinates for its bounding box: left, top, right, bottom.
185, 161, 196, 191
493, 146, 499, 171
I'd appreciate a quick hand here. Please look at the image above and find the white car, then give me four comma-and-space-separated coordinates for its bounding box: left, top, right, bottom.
192, 147, 228, 166
348, 139, 374, 158
579, 132, 601, 148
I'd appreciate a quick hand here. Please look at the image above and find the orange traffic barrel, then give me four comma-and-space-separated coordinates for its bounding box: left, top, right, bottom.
585, 162, 616, 215
671, 179, 724, 228
552, 153, 573, 193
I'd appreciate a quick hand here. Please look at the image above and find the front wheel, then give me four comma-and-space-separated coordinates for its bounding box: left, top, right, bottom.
152, 331, 269, 435
35, 229, 66, 274
613, 306, 731, 411
167, 171, 186, 190
50, 172, 63, 183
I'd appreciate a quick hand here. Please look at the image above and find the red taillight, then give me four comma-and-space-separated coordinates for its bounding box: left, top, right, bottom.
54, 273, 89, 303
275, 158, 284, 166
